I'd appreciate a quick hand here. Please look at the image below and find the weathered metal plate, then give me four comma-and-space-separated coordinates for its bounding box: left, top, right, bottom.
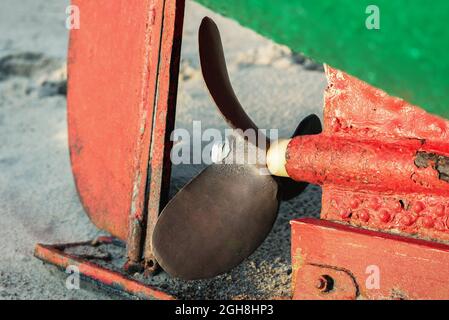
291, 218, 449, 300
68, 0, 165, 240
142, 0, 185, 268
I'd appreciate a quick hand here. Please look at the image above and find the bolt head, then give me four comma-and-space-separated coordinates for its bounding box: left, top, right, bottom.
315, 275, 334, 293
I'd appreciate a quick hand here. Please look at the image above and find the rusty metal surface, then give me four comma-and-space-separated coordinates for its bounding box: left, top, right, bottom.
291, 218, 449, 300
124, 0, 168, 270
143, 0, 186, 272
284, 67, 449, 242
34, 239, 175, 300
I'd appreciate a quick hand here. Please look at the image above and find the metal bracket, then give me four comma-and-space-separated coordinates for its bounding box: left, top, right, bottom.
34, 237, 175, 300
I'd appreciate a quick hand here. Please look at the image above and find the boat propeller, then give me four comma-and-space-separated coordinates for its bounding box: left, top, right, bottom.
152, 17, 322, 280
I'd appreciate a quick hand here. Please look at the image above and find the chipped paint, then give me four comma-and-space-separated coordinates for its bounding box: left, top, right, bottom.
292, 219, 449, 299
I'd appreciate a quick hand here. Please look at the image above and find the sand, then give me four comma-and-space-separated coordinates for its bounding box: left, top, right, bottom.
0, 0, 327, 299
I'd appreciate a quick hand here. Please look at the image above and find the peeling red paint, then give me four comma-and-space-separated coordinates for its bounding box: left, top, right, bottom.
68, 0, 166, 242
67, 0, 185, 270
286, 67, 449, 243
143, 0, 185, 270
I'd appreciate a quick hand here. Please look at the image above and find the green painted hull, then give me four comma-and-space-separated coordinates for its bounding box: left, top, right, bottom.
196, 0, 449, 119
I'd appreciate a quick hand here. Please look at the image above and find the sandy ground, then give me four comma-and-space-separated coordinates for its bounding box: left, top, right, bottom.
0, 0, 327, 299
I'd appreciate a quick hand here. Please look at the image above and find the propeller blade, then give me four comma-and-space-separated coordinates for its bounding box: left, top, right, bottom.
292, 114, 322, 137
152, 17, 322, 280
152, 139, 279, 279
199, 17, 266, 145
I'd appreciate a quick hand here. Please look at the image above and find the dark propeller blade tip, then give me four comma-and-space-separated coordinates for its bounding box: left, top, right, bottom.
199, 17, 264, 143
292, 114, 322, 137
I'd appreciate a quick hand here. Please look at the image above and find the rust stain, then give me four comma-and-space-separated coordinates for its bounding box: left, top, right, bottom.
291, 247, 305, 295
415, 151, 449, 183
390, 288, 410, 300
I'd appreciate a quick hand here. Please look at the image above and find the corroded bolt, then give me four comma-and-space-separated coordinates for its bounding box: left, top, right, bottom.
392, 201, 403, 213
315, 278, 326, 290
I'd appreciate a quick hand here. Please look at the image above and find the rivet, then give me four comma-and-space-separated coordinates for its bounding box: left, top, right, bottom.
340, 209, 352, 219
401, 215, 414, 226
379, 210, 391, 223
370, 198, 381, 211
359, 209, 370, 222
422, 216, 434, 228
392, 201, 403, 213
436, 205, 446, 217
413, 201, 425, 214
350, 199, 360, 210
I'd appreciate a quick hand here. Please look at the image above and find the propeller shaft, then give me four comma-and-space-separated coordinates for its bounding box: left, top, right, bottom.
267, 134, 449, 196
